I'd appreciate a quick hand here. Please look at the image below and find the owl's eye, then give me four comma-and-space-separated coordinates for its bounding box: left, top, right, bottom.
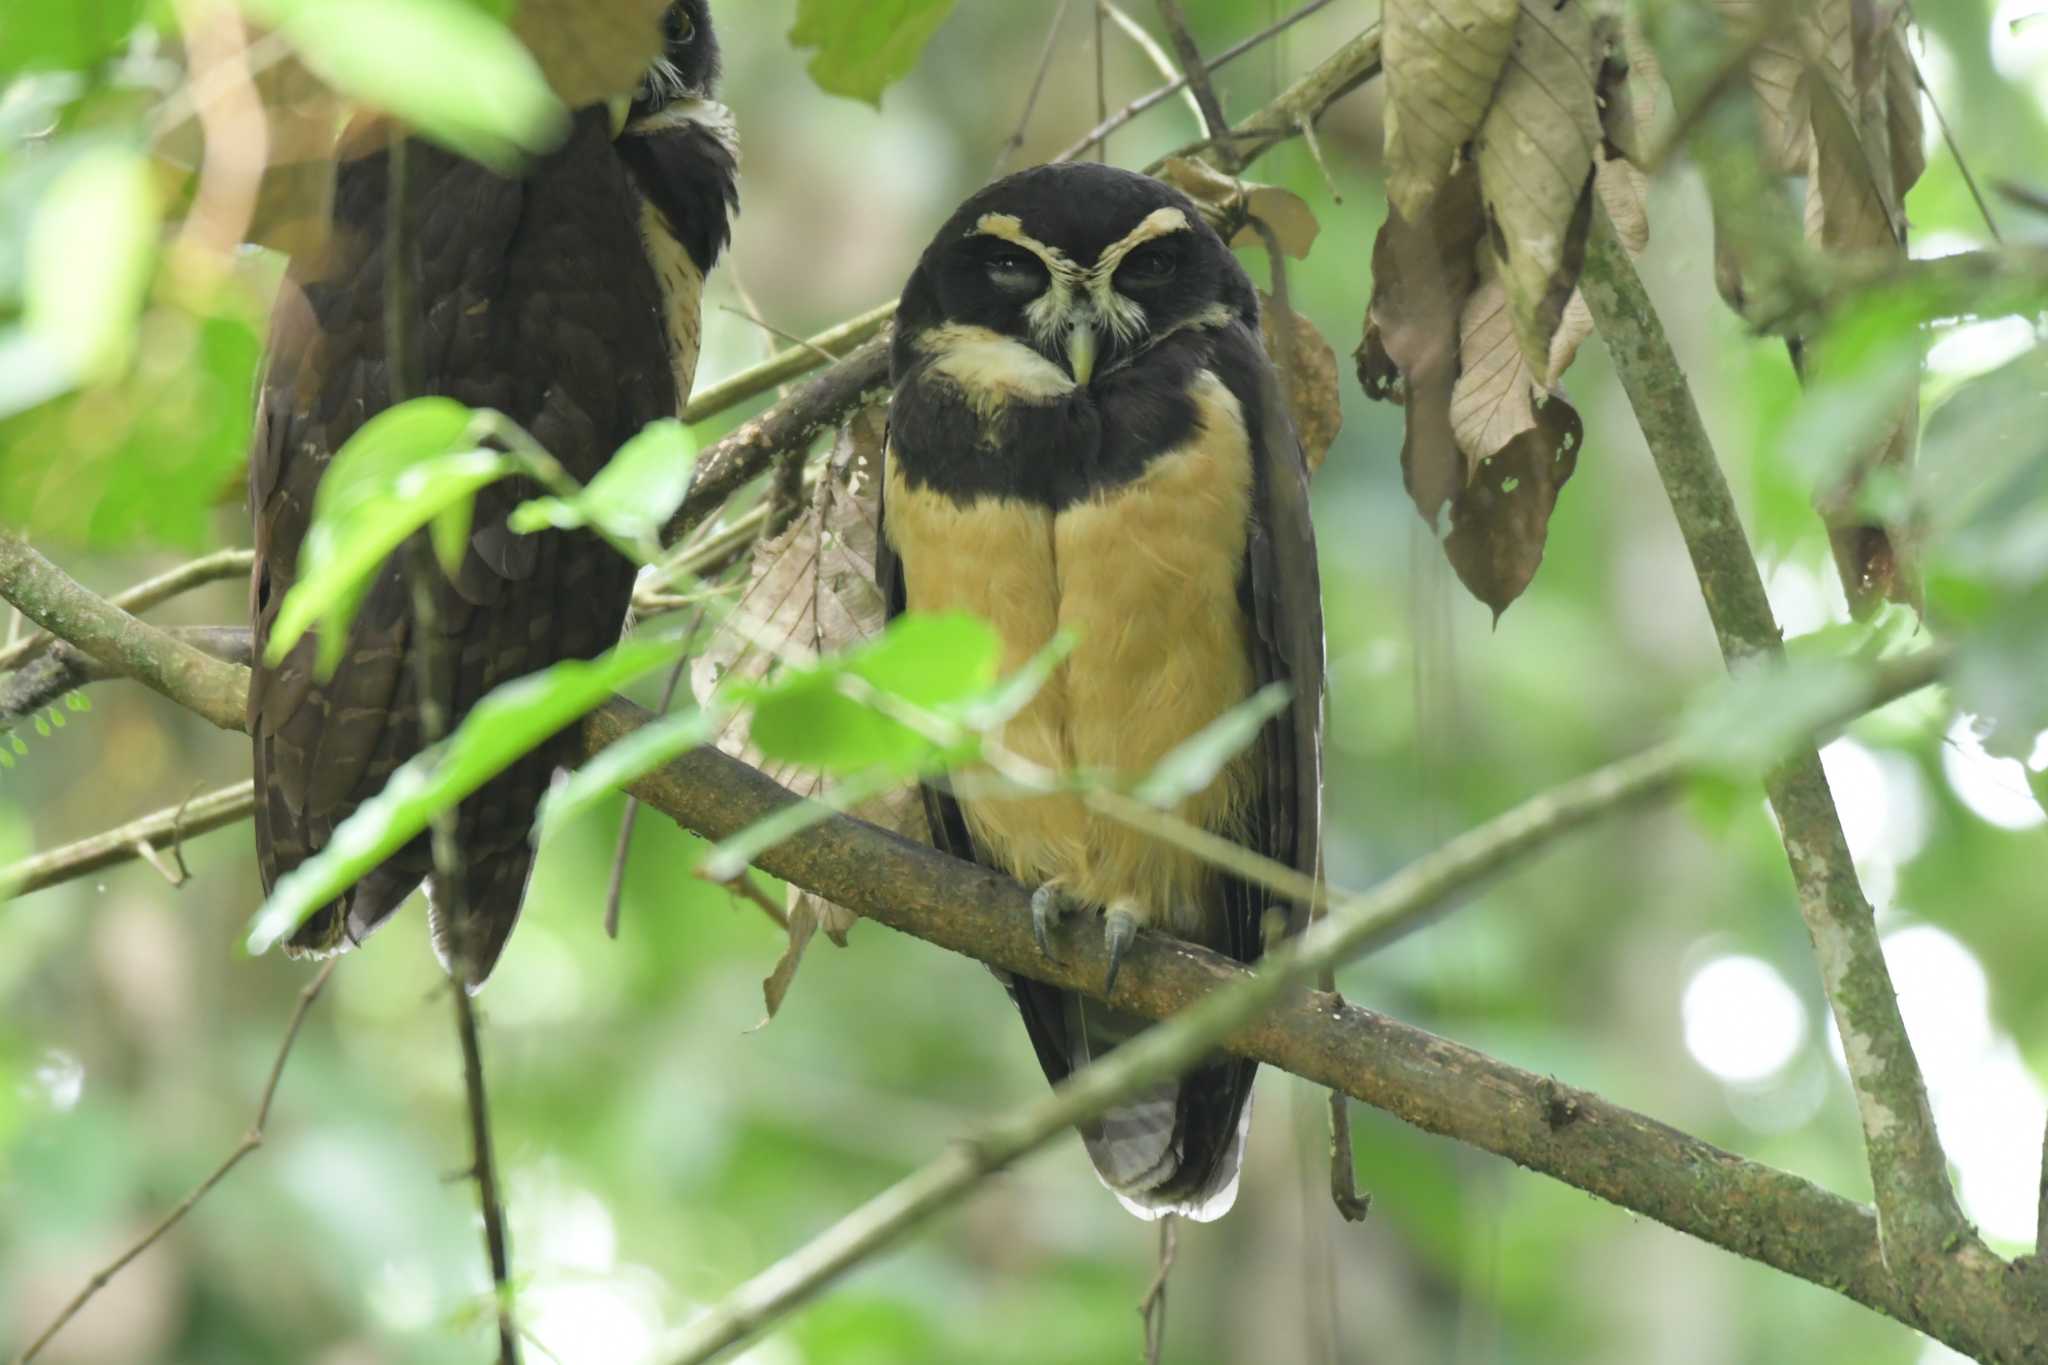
984, 249, 1044, 293
665, 7, 695, 43
1117, 243, 1176, 287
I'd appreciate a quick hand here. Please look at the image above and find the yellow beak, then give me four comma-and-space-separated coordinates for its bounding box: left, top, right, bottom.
1066, 321, 1098, 387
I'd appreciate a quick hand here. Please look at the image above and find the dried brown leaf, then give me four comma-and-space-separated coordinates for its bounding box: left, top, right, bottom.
1382, 0, 1520, 222
688, 407, 928, 1013
1474, 0, 1601, 370
1260, 295, 1342, 476
1357, 165, 1486, 523
1443, 394, 1583, 618
1884, 24, 1927, 200
1158, 158, 1320, 258
1451, 263, 1590, 465
1594, 146, 1649, 255
515, 0, 671, 110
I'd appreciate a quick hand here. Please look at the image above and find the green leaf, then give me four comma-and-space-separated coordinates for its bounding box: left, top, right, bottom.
243, 638, 684, 956
263, 399, 508, 674
0, 0, 147, 75
509, 419, 695, 550
743, 611, 998, 775
1676, 656, 1871, 780
1130, 683, 1291, 808
955, 630, 1074, 730
240, 0, 568, 170
23, 145, 156, 386
536, 706, 722, 839
788, 0, 957, 106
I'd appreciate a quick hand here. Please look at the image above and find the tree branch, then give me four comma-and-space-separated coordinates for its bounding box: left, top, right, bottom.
1145, 23, 1380, 175
2, 625, 250, 736
4, 599, 2025, 1356
1152, 0, 1232, 150
0, 530, 248, 731
1578, 221, 1969, 1264
0, 548, 251, 673
1, 780, 255, 897
13, 960, 334, 1365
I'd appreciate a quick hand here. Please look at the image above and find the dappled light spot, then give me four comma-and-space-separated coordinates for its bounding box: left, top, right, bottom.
1940, 716, 2046, 831
1682, 955, 1808, 1084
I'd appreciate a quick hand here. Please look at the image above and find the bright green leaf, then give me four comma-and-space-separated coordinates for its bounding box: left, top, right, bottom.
1130, 683, 1291, 808
1677, 656, 1870, 780
744, 611, 998, 775
24, 145, 156, 385
788, 0, 957, 106
243, 638, 684, 955
0, 0, 147, 75
265, 399, 513, 675
537, 705, 722, 839
240, 0, 568, 170
509, 419, 695, 549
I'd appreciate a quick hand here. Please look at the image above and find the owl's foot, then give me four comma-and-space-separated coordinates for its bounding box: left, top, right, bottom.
1031, 881, 1078, 961
1103, 904, 1140, 995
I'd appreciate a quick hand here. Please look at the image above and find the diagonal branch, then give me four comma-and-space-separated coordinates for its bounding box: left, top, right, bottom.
1152, 0, 1232, 148
1, 780, 255, 897
0, 548, 251, 673
0, 529, 248, 731
1578, 219, 1969, 1266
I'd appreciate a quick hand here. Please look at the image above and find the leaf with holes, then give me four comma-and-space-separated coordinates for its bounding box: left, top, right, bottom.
1443, 392, 1583, 617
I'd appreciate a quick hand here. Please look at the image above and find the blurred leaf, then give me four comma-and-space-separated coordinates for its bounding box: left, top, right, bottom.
537, 706, 721, 839
1131, 683, 1290, 808
698, 767, 896, 883
0, 305, 262, 548
264, 398, 509, 674
510, 419, 694, 551
744, 611, 999, 775
513, 0, 670, 109
1382, 0, 1518, 222
788, 0, 956, 106
0, 0, 146, 75
241, 0, 568, 170
22, 144, 156, 389
1678, 655, 1869, 779
245, 639, 683, 954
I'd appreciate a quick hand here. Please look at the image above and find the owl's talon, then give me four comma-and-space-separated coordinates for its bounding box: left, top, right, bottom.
1103, 908, 1139, 994
1031, 882, 1074, 961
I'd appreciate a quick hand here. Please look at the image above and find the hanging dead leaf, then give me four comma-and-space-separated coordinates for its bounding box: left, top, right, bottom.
1883, 26, 1927, 201
515, 0, 671, 110
1443, 395, 1584, 618
1473, 0, 1602, 370
1357, 164, 1486, 524
688, 408, 926, 1016
1382, 0, 1520, 222
1259, 295, 1342, 476
1157, 157, 1320, 258
1591, 17, 1656, 256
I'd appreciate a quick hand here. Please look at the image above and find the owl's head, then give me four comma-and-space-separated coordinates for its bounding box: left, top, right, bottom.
899, 162, 1254, 385
632, 0, 720, 117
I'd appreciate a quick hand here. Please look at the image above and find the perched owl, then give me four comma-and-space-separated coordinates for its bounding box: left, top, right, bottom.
879, 163, 1324, 1220
249, 0, 737, 988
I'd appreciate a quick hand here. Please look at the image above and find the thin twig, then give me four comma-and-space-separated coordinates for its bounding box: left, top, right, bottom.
716, 304, 841, 367
679, 303, 896, 426
14, 961, 336, 1365
1142, 24, 1380, 176
1903, 4, 2001, 243
993, 0, 1073, 177
0, 548, 252, 673
1103, 3, 1208, 129
1094, 0, 1109, 160
1052, 0, 1338, 162
1994, 179, 2048, 216
1140, 1214, 1178, 1365
699, 868, 792, 932
1579, 217, 1969, 1266
655, 654, 1947, 1365
1, 781, 256, 899
2, 624, 250, 737
1152, 0, 1232, 146
454, 988, 522, 1365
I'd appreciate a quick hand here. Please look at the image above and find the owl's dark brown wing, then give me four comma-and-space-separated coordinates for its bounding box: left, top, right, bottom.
250, 110, 682, 987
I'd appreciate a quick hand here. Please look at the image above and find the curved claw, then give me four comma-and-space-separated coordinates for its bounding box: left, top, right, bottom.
1103, 908, 1139, 994
1031, 882, 1072, 961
